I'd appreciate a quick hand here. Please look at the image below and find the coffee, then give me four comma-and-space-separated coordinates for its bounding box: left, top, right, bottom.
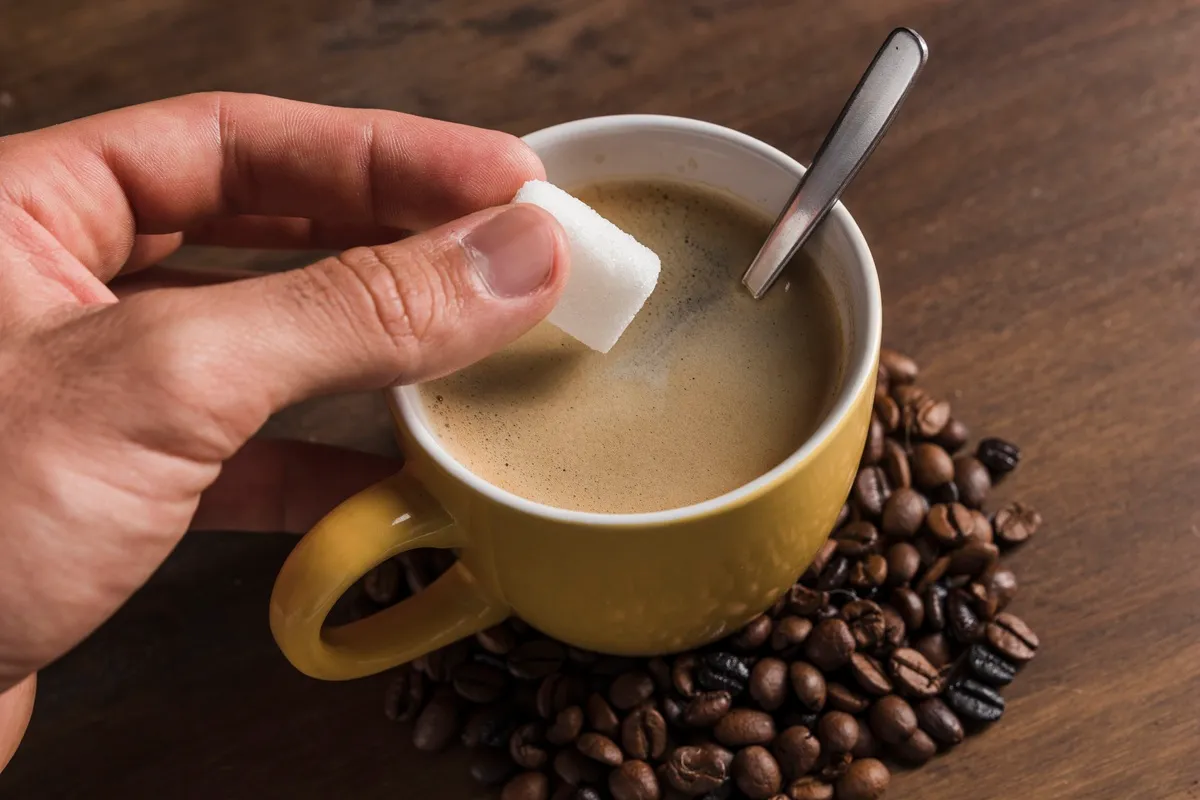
420, 179, 843, 513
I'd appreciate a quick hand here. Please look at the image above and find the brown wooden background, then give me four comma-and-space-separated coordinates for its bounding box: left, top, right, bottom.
2, 0, 1198, 797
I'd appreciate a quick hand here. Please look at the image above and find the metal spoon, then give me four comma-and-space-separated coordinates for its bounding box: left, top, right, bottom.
742, 27, 928, 299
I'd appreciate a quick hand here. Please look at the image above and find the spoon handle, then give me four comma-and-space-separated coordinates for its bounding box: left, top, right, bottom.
742, 28, 928, 299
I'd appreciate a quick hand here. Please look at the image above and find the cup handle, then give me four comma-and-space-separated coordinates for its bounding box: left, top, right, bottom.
269, 471, 509, 680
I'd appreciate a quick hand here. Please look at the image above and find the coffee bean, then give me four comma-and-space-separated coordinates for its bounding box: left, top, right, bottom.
766, 725, 818, 781
915, 697, 964, 746
881, 604, 906, 648
952, 456, 991, 509
987, 612, 1039, 662
731, 615, 774, 650
994, 502, 1042, 545
508, 640, 567, 680
852, 467, 890, 518
890, 587, 924, 630
577, 732, 624, 766
825, 683, 870, 714
880, 349, 918, 384
611, 671, 657, 710
501, 771, 550, 800
835, 757, 890, 800
712, 709, 776, 747
849, 554, 888, 592
555, 747, 604, 786
581, 693, 619, 738
510, 722, 549, 769
816, 556, 850, 590
816, 711, 859, 754
880, 488, 925, 538
849, 652, 892, 696
788, 661, 826, 712
839, 600, 883, 650
834, 521, 880, 557
922, 583, 948, 631
986, 567, 1019, 613
784, 585, 828, 616
862, 414, 885, 466
851, 720, 878, 759
933, 417, 969, 454
969, 510, 994, 544
947, 542, 999, 578
890, 728, 937, 765
771, 616, 813, 651
622, 706, 668, 760
912, 443, 954, 489
413, 688, 462, 752
683, 691, 733, 727
927, 482, 960, 505
698, 653, 750, 696
914, 397, 952, 438
469, 747, 516, 786
802, 542, 839, 586
914, 555, 950, 595
647, 657, 673, 692
887, 648, 944, 699
537, 674, 586, 719
733, 746, 783, 799
965, 580, 999, 620
885, 542, 921, 586
416, 639, 470, 682
749, 657, 789, 711
453, 662, 508, 704
946, 589, 985, 644
945, 679, 1005, 723
867, 694, 916, 744
912, 633, 953, 669
610, 760, 660, 800
818, 752, 852, 784
880, 439, 911, 490
475, 623, 517, 656
547, 705, 585, 745
673, 654, 699, 698
569, 789, 602, 800
665, 744, 732, 795
874, 395, 902, 434
804, 619, 855, 672
788, 776, 834, 800
383, 668, 425, 723
976, 437, 1020, 476
462, 702, 519, 748
926, 503, 975, 547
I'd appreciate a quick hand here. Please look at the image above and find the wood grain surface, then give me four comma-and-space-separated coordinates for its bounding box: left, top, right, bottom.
2, 0, 1198, 797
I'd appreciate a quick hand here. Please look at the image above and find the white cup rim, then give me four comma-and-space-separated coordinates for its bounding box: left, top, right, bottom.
395, 114, 882, 527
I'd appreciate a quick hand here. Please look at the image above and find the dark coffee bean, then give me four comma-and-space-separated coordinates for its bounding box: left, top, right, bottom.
849, 554, 888, 592
912, 633, 953, 669
662, 694, 687, 728
934, 417, 970, 454
862, 414, 886, 465
946, 589, 985, 644
731, 615, 774, 651
914, 397, 952, 438
453, 662, 508, 704
952, 456, 991, 508
683, 691, 733, 727
577, 732, 624, 766
547, 705, 585, 745
880, 349, 918, 383
749, 657, 789, 711
733, 746, 783, 799
851, 720, 878, 759
945, 678, 1005, 723
804, 619, 855, 671
887, 648, 944, 699
912, 443, 954, 489
586, 692, 621, 737
802, 542, 839, 585
713, 709, 776, 747
914, 555, 950, 595
890, 728, 937, 765
868, 694, 917, 744
915, 697, 964, 746
784, 585, 828, 616
469, 747, 516, 786
986, 567, 1019, 613
825, 682, 870, 714
976, 437, 1020, 476
987, 612, 1040, 663
834, 521, 880, 557
673, 654, 699, 697
880, 488, 925, 538
788, 661, 826, 712
383, 668, 425, 723
969, 509, 995, 544
555, 747, 604, 786
881, 439, 911, 489
508, 640, 567, 680
770, 725, 820, 780
890, 587, 924, 631
510, 722, 549, 769
476, 623, 518, 655
771, 616, 813, 651
926, 503, 975, 547
363, 560, 401, 605
994, 502, 1042, 545
648, 657, 673, 693
927, 482, 960, 504
415, 639, 470, 682
622, 706, 668, 760
609, 760, 660, 800
611, 671, 656, 710
835, 757, 890, 800
501, 771, 550, 800
874, 395, 902, 433
413, 688, 462, 752
881, 604, 906, 648
699, 653, 750, 696
849, 652, 892, 696
885, 542, 921, 586
842, 600, 885, 650
537, 673, 586, 719
816, 711, 859, 754
922, 582, 948, 632
474, 651, 509, 671
788, 776, 835, 800
665, 744, 732, 795
815, 555, 850, 591
835, 502, 853, 531
947, 542, 999, 578
852, 467, 890, 518
462, 703, 519, 748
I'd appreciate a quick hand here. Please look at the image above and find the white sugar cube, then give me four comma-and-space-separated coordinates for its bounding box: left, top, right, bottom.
513, 180, 660, 353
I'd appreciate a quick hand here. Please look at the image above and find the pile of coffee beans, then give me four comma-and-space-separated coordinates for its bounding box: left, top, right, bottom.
365, 348, 1042, 800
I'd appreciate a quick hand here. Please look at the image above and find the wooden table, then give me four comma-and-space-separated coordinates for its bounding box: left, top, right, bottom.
2, 0, 1198, 797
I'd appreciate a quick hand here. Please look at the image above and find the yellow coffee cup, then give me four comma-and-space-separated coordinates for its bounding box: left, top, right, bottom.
270, 115, 882, 680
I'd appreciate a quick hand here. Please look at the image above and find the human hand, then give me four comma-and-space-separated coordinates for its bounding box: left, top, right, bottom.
0, 92, 568, 764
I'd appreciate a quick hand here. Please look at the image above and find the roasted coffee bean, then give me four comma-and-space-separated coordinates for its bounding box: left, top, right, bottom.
770, 725, 820, 780
665, 744, 732, 795
862, 414, 886, 465
841, 600, 884, 649
731, 615, 774, 650
469, 747, 516, 786
804, 619, 855, 671
880, 349, 918, 383
610, 760, 660, 800
835, 758, 890, 800
696, 653, 749, 697
881, 439, 911, 489
673, 654, 699, 697
994, 502, 1042, 545
784, 585, 828, 616
816, 711, 859, 754
555, 747, 604, 786
946, 589, 985, 644
849, 554, 888, 591
923, 583, 948, 632
416, 639, 470, 682
802, 542, 840, 586
510, 722, 549, 769
912, 633, 953, 669
476, 623, 518, 655
966, 580, 999, 620
952, 456, 991, 508
948, 542, 999, 578
363, 560, 401, 605
945, 679, 1005, 723
546, 705, 585, 745
585, 692, 621, 737
648, 657, 673, 693
887, 648, 944, 699
880, 488, 925, 538
976, 437, 1020, 476
771, 616, 813, 651
508, 640, 567, 680
611, 671, 657, 710
912, 443, 954, 489
788, 661, 826, 712
622, 706, 668, 760
788, 776, 835, 800
927, 482, 960, 504
501, 771, 550, 800
874, 395, 902, 433
825, 682, 870, 714
713, 709, 776, 747
881, 604, 906, 648
815, 555, 850, 591
662, 695, 687, 728
890, 728, 937, 765
413, 688, 462, 753
914, 396, 952, 438
849, 652, 892, 696
915, 697, 964, 745
818, 752, 852, 784
383, 668, 425, 723
914, 555, 950, 595
537, 674, 586, 719
733, 746, 783, 799
453, 662, 508, 704
885, 542, 921, 586
750, 657, 789, 711
926, 503, 975, 547
462, 703, 519, 748
852, 467, 890, 518
934, 417, 970, 454
875, 362, 892, 400
868, 694, 917, 744
986, 567, 1019, 613
969, 510, 994, 544
851, 720, 878, 759
834, 522, 880, 557
987, 612, 1039, 662
890, 587, 924, 631
577, 732, 624, 766
683, 691, 733, 727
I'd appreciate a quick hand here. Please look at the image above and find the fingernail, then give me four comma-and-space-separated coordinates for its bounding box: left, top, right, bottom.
464, 205, 557, 298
